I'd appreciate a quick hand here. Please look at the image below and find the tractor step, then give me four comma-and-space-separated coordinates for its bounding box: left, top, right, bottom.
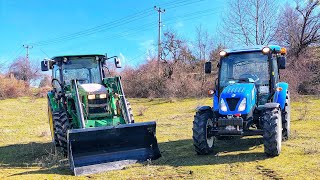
68, 121, 161, 176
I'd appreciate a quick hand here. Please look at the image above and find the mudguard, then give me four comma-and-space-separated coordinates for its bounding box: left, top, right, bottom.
196, 106, 211, 112
47, 91, 60, 111
213, 92, 219, 111
273, 82, 289, 110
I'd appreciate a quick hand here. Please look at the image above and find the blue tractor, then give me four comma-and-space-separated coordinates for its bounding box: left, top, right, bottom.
193, 45, 290, 156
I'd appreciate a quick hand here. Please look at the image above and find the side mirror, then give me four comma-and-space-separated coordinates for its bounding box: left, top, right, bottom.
41, 60, 49, 71
204, 61, 212, 74
278, 56, 286, 69
114, 57, 121, 68
41, 60, 54, 71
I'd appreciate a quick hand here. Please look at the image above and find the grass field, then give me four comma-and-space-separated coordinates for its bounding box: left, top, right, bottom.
0, 97, 319, 179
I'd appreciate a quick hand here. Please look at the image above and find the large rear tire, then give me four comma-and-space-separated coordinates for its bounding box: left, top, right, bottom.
282, 92, 290, 141
192, 110, 214, 155
263, 107, 282, 157
54, 110, 70, 156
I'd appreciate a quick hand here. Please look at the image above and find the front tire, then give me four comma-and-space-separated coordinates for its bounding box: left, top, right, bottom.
54, 110, 70, 156
192, 110, 214, 155
263, 107, 282, 157
282, 92, 290, 141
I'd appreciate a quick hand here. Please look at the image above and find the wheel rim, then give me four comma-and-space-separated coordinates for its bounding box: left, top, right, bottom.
206, 119, 214, 148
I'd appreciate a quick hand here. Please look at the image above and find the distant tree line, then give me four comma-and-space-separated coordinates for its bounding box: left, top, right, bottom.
0, 0, 318, 99
121, 0, 320, 98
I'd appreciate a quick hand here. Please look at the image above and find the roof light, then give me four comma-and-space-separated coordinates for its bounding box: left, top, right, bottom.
63, 57, 68, 62
280, 47, 287, 55
219, 51, 227, 57
262, 47, 270, 54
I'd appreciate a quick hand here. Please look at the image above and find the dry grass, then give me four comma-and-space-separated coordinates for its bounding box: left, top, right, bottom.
0, 75, 30, 99
0, 97, 319, 179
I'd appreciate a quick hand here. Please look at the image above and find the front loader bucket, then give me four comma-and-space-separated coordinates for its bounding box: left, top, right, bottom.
67, 121, 161, 176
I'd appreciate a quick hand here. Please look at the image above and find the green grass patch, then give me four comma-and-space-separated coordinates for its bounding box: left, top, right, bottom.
0, 97, 319, 179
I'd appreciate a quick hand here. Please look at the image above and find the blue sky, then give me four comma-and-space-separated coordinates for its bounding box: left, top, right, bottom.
0, 0, 226, 68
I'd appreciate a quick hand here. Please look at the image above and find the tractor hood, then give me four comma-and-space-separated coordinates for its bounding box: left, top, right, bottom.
219, 83, 256, 115
79, 83, 108, 94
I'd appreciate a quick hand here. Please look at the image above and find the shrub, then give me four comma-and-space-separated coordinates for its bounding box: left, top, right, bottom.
0, 74, 31, 99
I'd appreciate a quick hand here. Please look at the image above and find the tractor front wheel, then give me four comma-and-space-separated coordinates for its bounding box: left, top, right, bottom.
263, 107, 282, 157
54, 110, 70, 156
282, 92, 291, 141
192, 110, 214, 155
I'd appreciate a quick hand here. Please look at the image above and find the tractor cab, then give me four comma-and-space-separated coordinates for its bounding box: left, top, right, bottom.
194, 45, 290, 157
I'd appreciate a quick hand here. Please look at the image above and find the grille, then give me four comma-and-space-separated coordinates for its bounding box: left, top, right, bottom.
88, 99, 106, 104
88, 98, 107, 114
89, 107, 106, 114
226, 98, 240, 111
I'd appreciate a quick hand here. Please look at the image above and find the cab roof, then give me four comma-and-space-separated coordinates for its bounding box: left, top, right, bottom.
52, 54, 105, 60
224, 45, 281, 54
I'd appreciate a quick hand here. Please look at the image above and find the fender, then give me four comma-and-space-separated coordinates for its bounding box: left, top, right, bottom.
47, 91, 60, 112
196, 106, 212, 112
213, 92, 219, 111
273, 82, 289, 110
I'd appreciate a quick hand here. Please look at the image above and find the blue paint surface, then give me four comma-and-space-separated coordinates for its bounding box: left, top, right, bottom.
218, 83, 256, 115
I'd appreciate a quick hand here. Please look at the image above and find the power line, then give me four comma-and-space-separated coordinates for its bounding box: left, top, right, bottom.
29, 0, 208, 47
31, 11, 154, 46
39, 8, 220, 54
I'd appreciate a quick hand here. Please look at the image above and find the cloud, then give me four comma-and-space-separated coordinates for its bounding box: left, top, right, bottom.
174, 21, 184, 28
139, 39, 155, 52
119, 52, 126, 64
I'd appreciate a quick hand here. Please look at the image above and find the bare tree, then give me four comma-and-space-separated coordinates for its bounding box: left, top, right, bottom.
8, 57, 40, 85
219, 0, 279, 46
276, 0, 320, 57
194, 25, 214, 61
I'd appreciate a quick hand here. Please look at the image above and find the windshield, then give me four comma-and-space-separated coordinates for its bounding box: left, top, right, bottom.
62, 58, 102, 84
219, 52, 269, 88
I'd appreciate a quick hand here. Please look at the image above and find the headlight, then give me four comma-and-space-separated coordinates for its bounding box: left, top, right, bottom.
220, 98, 227, 112
99, 93, 107, 99
88, 94, 95, 100
238, 98, 246, 111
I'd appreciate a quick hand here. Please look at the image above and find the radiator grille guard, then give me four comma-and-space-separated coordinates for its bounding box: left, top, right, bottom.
226, 98, 240, 111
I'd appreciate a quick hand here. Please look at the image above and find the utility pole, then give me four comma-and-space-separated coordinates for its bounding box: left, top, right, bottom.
154, 6, 165, 76
23, 44, 33, 61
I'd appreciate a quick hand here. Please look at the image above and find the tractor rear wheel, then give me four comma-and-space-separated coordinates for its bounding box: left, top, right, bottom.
282, 92, 290, 141
263, 107, 282, 156
192, 110, 214, 155
54, 110, 70, 156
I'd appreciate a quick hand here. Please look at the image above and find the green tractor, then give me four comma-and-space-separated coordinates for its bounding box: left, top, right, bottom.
193, 45, 290, 157
41, 54, 161, 176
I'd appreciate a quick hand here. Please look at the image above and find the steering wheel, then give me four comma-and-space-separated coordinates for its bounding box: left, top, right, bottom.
51, 79, 63, 99
239, 73, 259, 83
